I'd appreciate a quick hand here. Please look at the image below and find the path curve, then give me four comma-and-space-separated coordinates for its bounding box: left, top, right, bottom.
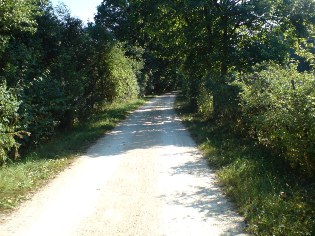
0, 93, 248, 236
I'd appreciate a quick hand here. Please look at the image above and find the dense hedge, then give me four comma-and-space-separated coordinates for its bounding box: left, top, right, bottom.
0, 83, 21, 164
236, 63, 315, 177
104, 45, 141, 102
0, 2, 144, 164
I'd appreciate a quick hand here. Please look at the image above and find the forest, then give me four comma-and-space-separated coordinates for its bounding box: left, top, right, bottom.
0, 0, 315, 235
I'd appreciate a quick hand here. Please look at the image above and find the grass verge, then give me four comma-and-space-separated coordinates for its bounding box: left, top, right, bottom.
0, 99, 145, 213
175, 96, 315, 236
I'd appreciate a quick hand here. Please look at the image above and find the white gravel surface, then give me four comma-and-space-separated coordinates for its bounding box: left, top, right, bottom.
0, 93, 248, 236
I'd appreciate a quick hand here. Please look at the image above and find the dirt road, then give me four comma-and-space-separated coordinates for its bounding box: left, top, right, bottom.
0, 93, 248, 236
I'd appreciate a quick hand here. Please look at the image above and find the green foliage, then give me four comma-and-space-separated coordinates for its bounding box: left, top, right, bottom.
196, 85, 213, 119
176, 96, 315, 236
0, 1, 145, 161
236, 63, 315, 176
0, 83, 21, 164
19, 73, 67, 144
0, 0, 42, 53
104, 45, 140, 102
119, 0, 315, 119
95, 0, 179, 94
95, 0, 127, 35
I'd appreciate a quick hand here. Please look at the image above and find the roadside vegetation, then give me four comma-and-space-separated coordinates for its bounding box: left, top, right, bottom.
0, 99, 144, 212
176, 97, 315, 236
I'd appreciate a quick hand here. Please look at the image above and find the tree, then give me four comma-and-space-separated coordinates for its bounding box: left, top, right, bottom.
111, 0, 315, 118
0, 0, 42, 54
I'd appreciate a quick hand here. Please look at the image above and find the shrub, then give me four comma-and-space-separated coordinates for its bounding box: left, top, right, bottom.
196, 85, 214, 119
19, 74, 67, 145
105, 45, 140, 102
236, 63, 315, 177
0, 83, 21, 164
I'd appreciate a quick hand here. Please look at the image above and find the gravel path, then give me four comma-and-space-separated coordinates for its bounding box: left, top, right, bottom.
0, 93, 248, 236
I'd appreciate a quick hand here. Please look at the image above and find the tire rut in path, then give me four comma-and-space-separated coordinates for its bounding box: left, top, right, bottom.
0, 93, 248, 236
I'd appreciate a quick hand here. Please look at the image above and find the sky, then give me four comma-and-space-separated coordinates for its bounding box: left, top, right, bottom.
50, 0, 103, 23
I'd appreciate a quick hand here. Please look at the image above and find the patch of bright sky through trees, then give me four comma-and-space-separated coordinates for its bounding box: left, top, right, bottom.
50, 0, 103, 24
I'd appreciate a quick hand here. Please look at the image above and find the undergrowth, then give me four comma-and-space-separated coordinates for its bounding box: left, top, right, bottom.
0, 99, 145, 213
175, 96, 315, 236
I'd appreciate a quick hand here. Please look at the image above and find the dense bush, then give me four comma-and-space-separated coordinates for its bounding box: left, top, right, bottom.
0, 1, 146, 163
0, 83, 22, 164
236, 63, 315, 176
104, 45, 140, 102
19, 74, 67, 145
196, 85, 213, 119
